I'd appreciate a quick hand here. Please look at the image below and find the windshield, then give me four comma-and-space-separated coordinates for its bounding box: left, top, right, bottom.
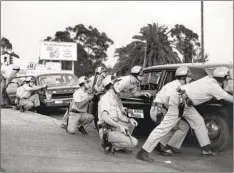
141, 71, 162, 90
38, 74, 78, 87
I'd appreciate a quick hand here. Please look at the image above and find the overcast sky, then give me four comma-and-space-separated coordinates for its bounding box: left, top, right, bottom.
1, 1, 233, 67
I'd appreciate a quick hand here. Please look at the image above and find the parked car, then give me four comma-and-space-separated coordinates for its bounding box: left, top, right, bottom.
5, 73, 79, 114
118, 63, 233, 151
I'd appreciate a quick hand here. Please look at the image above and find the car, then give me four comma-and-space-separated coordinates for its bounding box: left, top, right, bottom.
5, 72, 79, 115
118, 63, 233, 151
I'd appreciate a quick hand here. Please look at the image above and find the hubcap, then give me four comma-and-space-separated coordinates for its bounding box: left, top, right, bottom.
206, 120, 220, 141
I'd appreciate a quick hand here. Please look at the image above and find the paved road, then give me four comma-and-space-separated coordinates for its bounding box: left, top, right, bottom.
1, 109, 233, 172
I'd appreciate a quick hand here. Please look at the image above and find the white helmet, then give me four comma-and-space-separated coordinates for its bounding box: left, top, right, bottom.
13, 65, 20, 71
131, 66, 142, 75
213, 67, 230, 78
175, 66, 192, 77
25, 77, 32, 82
95, 66, 107, 74
78, 76, 89, 86
103, 75, 121, 87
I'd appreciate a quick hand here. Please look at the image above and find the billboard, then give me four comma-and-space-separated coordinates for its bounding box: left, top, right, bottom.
39, 41, 77, 61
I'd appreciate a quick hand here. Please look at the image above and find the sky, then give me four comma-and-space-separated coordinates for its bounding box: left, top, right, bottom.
1, 1, 233, 67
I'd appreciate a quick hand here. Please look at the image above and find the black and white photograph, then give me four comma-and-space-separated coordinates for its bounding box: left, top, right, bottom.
0, 1, 233, 172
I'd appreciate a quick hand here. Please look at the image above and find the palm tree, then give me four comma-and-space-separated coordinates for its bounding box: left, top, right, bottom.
113, 23, 181, 75
132, 23, 181, 67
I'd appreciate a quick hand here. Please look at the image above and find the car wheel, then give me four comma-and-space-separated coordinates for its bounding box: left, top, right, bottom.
204, 115, 231, 151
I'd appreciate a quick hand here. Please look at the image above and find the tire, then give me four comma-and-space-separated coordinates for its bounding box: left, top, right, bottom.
204, 115, 231, 151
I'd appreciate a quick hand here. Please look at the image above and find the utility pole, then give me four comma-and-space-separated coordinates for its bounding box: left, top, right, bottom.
143, 41, 147, 68
201, 1, 204, 62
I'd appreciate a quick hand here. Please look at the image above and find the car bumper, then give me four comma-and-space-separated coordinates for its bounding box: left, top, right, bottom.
42, 98, 72, 107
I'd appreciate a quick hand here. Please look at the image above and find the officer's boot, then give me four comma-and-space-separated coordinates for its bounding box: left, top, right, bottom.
201, 145, 217, 156
136, 148, 154, 163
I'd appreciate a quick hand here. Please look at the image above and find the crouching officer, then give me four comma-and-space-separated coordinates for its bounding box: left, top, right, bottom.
17, 77, 47, 112
98, 75, 138, 154
137, 67, 233, 162
149, 66, 191, 156
113, 66, 151, 98
66, 76, 94, 134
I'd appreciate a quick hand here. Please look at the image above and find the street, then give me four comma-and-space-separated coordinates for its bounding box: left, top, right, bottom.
1, 109, 233, 172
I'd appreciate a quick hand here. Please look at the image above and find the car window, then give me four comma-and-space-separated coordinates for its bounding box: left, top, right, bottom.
141, 71, 162, 91
163, 71, 176, 85
38, 74, 78, 86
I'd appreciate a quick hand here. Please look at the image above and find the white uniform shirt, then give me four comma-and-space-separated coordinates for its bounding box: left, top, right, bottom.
181, 76, 230, 106
113, 75, 140, 94
18, 84, 32, 99
73, 88, 89, 112
154, 80, 181, 109
98, 90, 122, 124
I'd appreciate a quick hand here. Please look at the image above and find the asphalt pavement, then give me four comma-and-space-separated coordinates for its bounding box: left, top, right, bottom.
1, 109, 233, 172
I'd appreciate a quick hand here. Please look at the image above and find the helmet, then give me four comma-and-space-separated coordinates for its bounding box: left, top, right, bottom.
175, 66, 192, 77
103, 75, 121, 87
25, 77, 32, 82
78, 76, 89, 86
13, 65, 20, 71
95, 66, 107, 74
131, 66, 142, 75
213, 67, 230, 78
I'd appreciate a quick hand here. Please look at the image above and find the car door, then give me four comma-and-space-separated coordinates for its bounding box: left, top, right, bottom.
5, 76, 35, 104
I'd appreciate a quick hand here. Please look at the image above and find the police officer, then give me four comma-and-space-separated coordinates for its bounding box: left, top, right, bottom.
17, 77, 46, 112
98, 75, 138, 154
149, 66, 191, 156
7, 65, 21, 84
136, 67, 233, 162
113, 66, 151, 98
92, 66, 108, 93
66, 76, 94, 134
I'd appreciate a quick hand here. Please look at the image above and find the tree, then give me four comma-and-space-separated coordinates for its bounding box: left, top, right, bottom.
113, 23, 181, 76
43, 24, 114, 77
170, 24, 206, 63
1, 37, 20, 65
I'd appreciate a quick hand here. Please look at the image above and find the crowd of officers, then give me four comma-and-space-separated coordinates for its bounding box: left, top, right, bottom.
60, 65, 232, 163
1, 64, 233, 163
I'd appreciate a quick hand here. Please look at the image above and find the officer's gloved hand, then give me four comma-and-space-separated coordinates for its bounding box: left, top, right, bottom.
129, 118, 138, 127
143, 92, 151, 98
88, 94, 94, 100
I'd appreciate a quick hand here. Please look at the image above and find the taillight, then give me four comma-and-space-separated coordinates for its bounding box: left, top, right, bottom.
45, 91, 52, 101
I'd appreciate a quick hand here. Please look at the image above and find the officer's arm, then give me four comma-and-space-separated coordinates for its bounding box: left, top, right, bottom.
101, 111, 120, 128
211, 84, 233, 103
75, 95, 93, 109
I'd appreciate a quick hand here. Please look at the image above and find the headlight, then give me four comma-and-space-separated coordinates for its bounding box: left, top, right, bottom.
45, 91, 52, 101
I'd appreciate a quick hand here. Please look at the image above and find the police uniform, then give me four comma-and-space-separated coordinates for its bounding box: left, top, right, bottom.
66, 88, 94, 134
17, 83, 41, 110
150, 80, 190, 149
0, 74, 7, 106
142, 76, 232, 153
94, 75, 105, 93
113, 75, 139, 94
98, 90, 138, 149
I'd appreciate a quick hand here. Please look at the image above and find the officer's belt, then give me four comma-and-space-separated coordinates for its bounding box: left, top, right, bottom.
98, 123, 116, 131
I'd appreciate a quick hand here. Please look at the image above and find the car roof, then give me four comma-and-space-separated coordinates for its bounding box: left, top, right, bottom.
144, 63, 233, 71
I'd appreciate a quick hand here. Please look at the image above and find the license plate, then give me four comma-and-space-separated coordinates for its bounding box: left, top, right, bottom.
128, 109, 144, 118
55, 100, 63, 104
